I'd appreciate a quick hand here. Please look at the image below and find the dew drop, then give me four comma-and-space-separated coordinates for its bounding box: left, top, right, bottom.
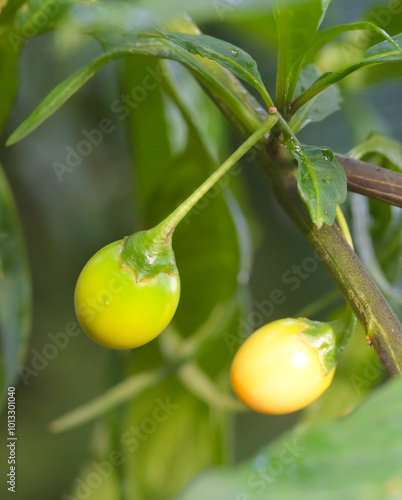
322, 148, 333, 161
230, 49, 239, 57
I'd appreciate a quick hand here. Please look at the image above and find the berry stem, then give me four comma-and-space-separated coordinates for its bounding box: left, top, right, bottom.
156, 111, 278, 238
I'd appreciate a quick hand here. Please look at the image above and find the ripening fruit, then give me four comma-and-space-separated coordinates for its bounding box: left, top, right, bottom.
230, 318, 335, 414
74, 239, 180, 349
73, 115, 282, 349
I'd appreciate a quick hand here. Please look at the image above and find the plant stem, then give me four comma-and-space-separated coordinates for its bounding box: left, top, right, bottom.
49, 366, 175, 433
336, 154, 402, 208
50, 301, 239, 432
265, 143, 402, 374
336, 205, 354, 250
276, 114, 300, 143
156, 112, 278, 237
258, 85, 275, 110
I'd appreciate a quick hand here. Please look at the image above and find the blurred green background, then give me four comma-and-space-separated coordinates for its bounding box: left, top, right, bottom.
1, 0, 402, 499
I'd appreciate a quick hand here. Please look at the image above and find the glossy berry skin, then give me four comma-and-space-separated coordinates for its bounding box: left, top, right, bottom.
74, 240, 180, 349
231, 318, 335, 414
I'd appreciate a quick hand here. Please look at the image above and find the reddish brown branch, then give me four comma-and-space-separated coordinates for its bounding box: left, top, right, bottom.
336, 154, 402, 208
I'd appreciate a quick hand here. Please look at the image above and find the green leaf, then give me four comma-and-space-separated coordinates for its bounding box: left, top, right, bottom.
65, 453, 121, 500
122, 377, 230, 500
0, 165, 31, 408
15, 0, 73, 35
288, 21, 398, 99
361, 33, 402, 87
303, 22, 399, 66
5, 36, 186, 145
7, 32, 261, 145
176, 376, 402, 500
289, 65, 341, 133
348, 133, 402, 172
274, 0, 332, 112
6, 51, 123, 145
7, 32, 203, 145
6, 33, 191, 145
0, 34, 19, 135
365, 32, 402, 58
0, 28, 30, 409
99, 29, 262, 123
159, 31, 270, 105
289, 145, 347, 227
0, 0, 25, 27
291, 34, 402, 114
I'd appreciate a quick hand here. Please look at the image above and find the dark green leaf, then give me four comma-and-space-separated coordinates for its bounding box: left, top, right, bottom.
0, 28, 30, 409
349, 133, 402, 172
0, 165, 31, 408
306, 22, 398, 64
6, 51, 124, 145
6, 35, 183, 145
289, 145, 347, 227
7, 32, 258, 145
360, 33, 402, 85
176, 376, 402, 500
159, 31, 268, 103
274, 0, 332, 111
0, 34, 19, 135
103, 27, 264, 135
15, 0, 73, 35
365, 32, 402, 58
291, 34, 402, 113
291, 21, 397, 90
0, 0, 25, 27
289, 65, 341, 133
283, 21, 399, 112
121, 377, 230, 500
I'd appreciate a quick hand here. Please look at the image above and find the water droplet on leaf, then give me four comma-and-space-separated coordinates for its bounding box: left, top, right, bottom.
322, 148, 334, 161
